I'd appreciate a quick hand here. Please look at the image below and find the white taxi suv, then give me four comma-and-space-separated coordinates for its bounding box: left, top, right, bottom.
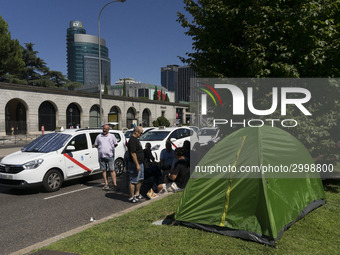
0, 128, 127, 192
198, 127, 221, 146
139, 126, 199, 162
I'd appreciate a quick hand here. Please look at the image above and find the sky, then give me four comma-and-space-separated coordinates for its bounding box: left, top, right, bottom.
1, 0, 193, 85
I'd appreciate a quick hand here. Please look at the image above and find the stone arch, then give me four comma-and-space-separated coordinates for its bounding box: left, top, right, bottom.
38, 101, 57, 131
109, 106, 121, 129
5, 98, 28, 135
89, 104, 101, 128
142, 108, 151, 127
66, 103, 81, 129
126, 107, 137, 128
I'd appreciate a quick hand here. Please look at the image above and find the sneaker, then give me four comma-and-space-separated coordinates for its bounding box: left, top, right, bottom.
135, 194, 143, 200
102, 185, 110, 191
112, 185, 120, 191
134, 195, 140, 202
128, 197, 138, 203
159, 188, 168, 194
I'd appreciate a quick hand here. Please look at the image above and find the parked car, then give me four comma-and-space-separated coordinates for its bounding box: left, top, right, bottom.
198, 127, 221, 146
189, 126, 200, 134
101, 122, 119, 129
124, 127, 155, 143
0, 128, 127, 192
139, 126, 199, 161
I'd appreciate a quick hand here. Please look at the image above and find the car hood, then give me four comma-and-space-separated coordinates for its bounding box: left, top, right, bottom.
199, 135, 214, 144
1, 151, 49, 165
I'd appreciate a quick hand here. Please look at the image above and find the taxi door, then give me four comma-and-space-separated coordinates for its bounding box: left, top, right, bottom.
63, 134, 93, 177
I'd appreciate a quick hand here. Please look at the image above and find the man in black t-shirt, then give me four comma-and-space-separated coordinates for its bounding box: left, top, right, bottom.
127, 126, 144, 203
157, 147, 190, 193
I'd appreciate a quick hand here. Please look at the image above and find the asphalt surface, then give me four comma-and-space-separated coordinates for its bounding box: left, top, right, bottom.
0, 147, 138, 255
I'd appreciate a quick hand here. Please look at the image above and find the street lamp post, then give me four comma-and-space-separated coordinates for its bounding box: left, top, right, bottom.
98, 0, 126, 126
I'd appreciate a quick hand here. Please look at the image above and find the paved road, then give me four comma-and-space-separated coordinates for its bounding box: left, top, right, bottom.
0, 154, 136, 255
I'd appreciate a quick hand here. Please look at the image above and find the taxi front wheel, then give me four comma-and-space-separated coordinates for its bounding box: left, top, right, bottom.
43, 169, 63, 192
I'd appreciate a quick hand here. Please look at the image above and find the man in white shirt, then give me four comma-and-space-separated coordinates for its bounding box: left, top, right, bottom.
94, 124, 118, 190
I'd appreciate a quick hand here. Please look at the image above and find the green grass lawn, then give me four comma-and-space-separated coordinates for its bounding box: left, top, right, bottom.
40, 180, 340, 255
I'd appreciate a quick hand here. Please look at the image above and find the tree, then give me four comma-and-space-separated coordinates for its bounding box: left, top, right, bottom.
122, 79, 126, 96
177, 0, 340, 78
64, 81, 82, 91
153, 86, 159, 100
178, 1, 340, 164
165, 93, 170, 102
104, 76, 108, 95
16, 43, 71, 88
152, 116, 170, 127
46, 70, 68, 87
0, 16, 25, 78
19, 43, 48, 85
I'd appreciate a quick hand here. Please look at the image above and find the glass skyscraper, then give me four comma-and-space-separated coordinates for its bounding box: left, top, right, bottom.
66, 21, 111, 89
161, 65, 178, 92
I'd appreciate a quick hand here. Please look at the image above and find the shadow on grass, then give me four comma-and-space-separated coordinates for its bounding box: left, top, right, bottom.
323, 179, 340, 193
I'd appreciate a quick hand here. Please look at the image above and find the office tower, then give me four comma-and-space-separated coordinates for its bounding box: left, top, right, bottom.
66, 21, 111, 90
161, 65, 178, 92
177, 66, 197, 102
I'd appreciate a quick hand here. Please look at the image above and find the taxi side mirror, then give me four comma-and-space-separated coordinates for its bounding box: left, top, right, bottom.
66, 145, 76, 152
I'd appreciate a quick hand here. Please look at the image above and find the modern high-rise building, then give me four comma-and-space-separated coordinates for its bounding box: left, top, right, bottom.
161, 65, 197, 103
178, 66, 197, 102
66, 21, 111, 91
161, 65, 178, 92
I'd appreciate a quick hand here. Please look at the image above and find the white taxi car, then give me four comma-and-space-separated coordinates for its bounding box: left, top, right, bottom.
0, 129, 127, 192
124, 127, 155, 143
139, 126, 199, 162
198, 127, 221, 146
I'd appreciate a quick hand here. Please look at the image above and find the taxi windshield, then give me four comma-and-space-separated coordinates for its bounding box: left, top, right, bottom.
21, 133, 71, 153
124, 130, 133, 138
139, 131, 170, 141
200, 129, 218, 136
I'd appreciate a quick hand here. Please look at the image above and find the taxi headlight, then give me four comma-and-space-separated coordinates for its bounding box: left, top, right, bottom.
151, 145, 160, 151
24, 159, 44, 169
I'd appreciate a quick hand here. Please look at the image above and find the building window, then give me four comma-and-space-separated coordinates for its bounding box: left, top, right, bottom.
127, 107, 136, 128
142, 109, 150, 127
89, 105, 100, 128
39, 101, 56, 131
66, 103, 81, 129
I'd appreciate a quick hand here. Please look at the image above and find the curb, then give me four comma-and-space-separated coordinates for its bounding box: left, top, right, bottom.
10, 193, 171, 255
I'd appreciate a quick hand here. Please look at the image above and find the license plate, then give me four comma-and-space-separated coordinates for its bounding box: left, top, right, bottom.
0, 173, 13, 180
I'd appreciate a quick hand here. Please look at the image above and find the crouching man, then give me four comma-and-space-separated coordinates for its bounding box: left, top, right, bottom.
157, 147, 190, 193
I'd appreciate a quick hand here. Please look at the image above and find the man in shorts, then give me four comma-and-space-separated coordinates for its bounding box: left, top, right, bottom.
94, 124, 118, 190
127, 126, 144, 203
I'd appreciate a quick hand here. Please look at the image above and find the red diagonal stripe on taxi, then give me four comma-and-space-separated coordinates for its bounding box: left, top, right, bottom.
63, 153, 92, 172
171, 141, 177, 149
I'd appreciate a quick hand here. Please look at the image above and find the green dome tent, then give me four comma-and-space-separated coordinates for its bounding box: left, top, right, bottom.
174, 126, 325, 245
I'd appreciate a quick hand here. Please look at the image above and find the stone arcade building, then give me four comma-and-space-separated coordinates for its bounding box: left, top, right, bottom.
0, 83, 188, 136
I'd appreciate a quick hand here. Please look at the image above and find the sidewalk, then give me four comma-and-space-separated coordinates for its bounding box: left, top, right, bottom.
0, 146, 22, 159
